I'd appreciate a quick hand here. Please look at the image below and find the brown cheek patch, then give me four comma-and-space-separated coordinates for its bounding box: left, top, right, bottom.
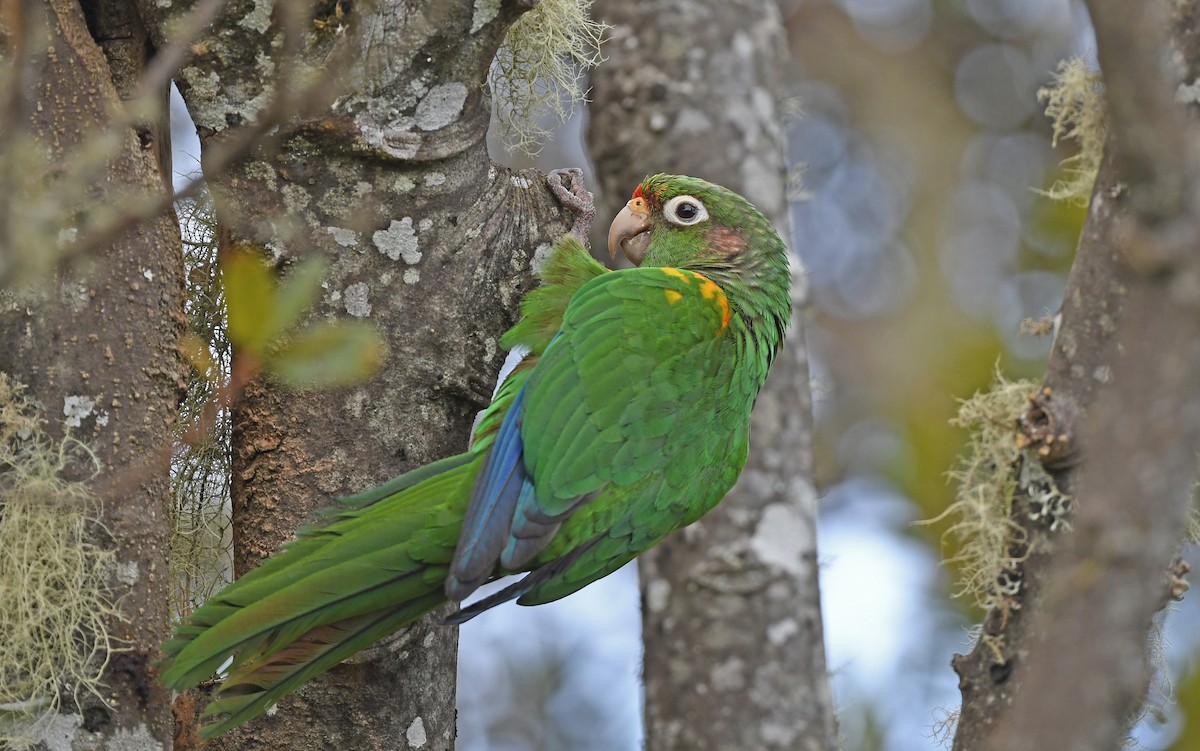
705, 226, 746, 256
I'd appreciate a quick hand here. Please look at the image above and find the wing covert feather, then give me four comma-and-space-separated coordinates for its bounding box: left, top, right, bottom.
520, 267, 739, 522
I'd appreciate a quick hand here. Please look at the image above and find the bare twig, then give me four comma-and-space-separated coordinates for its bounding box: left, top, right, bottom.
132, 0, 229, 108
0, 0, 358, 288
0, 1, 45, 256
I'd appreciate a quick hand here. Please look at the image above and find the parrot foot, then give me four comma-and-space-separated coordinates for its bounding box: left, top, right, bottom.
546, 167, 596, 246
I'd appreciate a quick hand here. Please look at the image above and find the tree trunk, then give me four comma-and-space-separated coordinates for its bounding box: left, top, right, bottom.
951, 2, 1200, 749
588, 2, 837, 749
133, 1, 586, 747
0, 1, 182, 747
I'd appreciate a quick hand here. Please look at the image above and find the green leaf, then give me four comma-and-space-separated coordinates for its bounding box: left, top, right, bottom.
266, 321, 386, 388
222, 251, 277, 353
180, 332, 218, 384
268, 256, 329, 342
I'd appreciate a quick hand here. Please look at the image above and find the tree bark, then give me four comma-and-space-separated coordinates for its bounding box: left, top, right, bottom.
951, 2, 1200, 749
588, 2, 837, 749
133, 1, 586, 747
0, 1, 183, 747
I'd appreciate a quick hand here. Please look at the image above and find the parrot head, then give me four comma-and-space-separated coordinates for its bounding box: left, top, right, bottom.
607, 174, 785, 273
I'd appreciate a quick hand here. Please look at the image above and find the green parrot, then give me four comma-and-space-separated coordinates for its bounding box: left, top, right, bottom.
160, 174, 793, 737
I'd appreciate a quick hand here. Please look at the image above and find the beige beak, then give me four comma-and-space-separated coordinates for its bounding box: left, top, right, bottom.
607, 198, 652, 266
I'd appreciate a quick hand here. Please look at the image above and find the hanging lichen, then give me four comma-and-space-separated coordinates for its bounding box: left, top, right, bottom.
923, 375, 1041, 610
490, 0, 608, 156
0, 375, 122, 748
1037, 57, 1107, 206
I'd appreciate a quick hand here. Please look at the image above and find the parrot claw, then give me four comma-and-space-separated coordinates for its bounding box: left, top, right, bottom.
546, 167, 595, 246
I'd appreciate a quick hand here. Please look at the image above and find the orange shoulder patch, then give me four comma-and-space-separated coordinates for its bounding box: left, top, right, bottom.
660, 269, 731, 334
692, 273, 731, 333
662, 267, 692, 284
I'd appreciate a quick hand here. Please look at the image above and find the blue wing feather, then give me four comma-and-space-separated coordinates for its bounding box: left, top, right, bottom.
445, 386, 531, 600
500, 481, 555, 569
447, 330, 600, 599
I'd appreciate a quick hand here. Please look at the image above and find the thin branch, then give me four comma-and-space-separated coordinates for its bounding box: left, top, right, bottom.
0, 1, 357, 288
0, 1, 45, 256
132, 0, 229, 108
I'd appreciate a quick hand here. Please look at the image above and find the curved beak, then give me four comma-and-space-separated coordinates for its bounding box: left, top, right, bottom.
607, 198, 652, 266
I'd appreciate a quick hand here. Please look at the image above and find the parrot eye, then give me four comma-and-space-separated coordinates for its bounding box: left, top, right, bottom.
663, 195, 709, 227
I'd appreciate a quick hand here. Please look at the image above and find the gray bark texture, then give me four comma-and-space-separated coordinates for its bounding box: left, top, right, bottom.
0, 0, 184, 747
131, 0, 585, 748
951, 2, 1200, 749
588, 2, 838, 749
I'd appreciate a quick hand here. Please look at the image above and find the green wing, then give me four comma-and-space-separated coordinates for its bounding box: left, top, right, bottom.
506, 266, 759, 603
524, 267, 739, 503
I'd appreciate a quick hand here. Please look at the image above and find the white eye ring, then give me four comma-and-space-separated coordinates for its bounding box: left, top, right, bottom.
663, 195, 709, 226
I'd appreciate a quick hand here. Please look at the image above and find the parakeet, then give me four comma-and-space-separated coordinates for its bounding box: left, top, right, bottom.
160, 174, 792, 737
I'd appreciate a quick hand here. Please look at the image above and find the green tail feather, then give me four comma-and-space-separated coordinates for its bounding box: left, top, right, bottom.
198, 591, 446, 738
160, 454, 481, 735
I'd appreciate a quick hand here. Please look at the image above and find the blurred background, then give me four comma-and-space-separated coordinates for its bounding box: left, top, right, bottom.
168, 0, 1200, 748
779, 3, 1200, 749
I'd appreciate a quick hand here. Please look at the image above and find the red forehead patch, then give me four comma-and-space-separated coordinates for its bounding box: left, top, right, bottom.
632, 182, 668, 206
